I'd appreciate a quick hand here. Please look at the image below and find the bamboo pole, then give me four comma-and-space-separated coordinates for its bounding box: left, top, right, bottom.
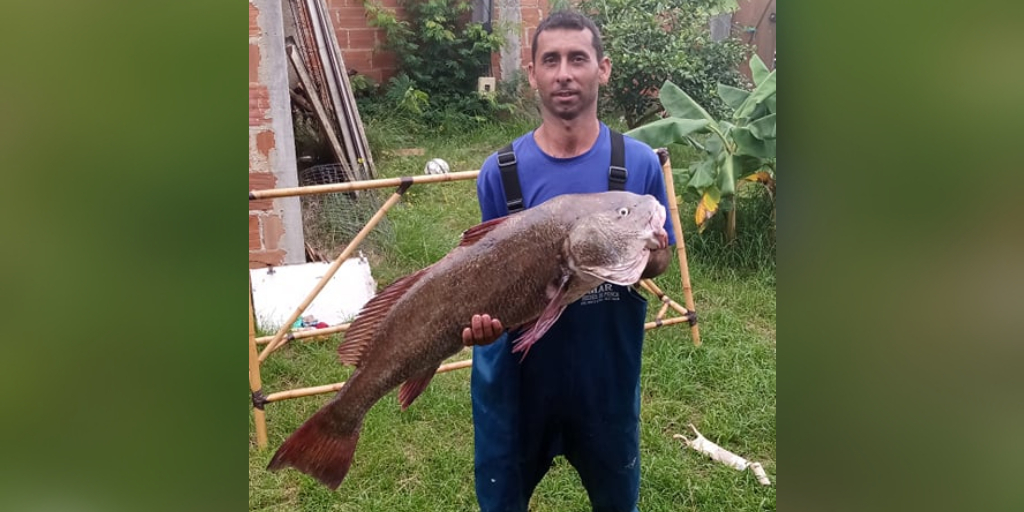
258, 182, 412, 362
287, 44, 356, 183
639, 278, 691, 316
255, 322, 351, 345
264, 359, 475, 403
248, 277, 268, 448
250, 170, 480, 201
305, 0, 360, 173
657, 149, 702, 346
644, 316, 694, 330
655, 300, 670, 321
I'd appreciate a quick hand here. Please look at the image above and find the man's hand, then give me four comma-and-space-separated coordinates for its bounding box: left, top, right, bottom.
641, 245, 672, 279
462, 314, 504, 346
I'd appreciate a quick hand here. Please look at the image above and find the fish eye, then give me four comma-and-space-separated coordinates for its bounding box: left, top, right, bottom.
618, 207, 630, 216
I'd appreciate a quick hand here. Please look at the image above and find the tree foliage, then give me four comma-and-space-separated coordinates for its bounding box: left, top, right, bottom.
627, 54, 776, 236
575, 0, 749, 127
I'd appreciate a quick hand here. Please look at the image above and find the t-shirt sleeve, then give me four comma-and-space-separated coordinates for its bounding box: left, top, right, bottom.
476, 153, 507, 222
639, 149, 677, 246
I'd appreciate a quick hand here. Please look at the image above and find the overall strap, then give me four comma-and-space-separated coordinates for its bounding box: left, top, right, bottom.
497, 143, 524, 214
608, 129, 627, 191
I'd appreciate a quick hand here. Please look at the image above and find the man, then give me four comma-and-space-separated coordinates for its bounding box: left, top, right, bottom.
461, 10, 676, 512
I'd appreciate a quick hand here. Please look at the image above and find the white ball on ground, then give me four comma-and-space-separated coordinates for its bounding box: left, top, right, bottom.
424, 158, 450, 175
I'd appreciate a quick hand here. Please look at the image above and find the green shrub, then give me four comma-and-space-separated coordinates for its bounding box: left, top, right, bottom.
362, 0, 519, 131
576, 0, 750, 127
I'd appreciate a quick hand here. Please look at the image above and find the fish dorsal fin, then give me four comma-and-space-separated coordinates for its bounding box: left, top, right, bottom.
458, 216, 508, 247
338, 266, 431, 366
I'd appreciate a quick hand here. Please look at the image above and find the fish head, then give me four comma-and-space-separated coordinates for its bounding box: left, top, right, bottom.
564, 192, 668, 286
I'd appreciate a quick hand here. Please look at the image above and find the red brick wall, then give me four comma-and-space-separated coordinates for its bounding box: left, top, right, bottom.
327, 0, 404, 83
249, 1, 286, 269
518, 0, 549, 77
327, 0, 550, 84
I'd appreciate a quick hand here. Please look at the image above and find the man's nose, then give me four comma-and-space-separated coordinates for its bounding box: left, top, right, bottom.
555, 60, 572, 82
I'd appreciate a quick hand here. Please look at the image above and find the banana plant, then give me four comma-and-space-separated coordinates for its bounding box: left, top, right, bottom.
626, 54, 776, 240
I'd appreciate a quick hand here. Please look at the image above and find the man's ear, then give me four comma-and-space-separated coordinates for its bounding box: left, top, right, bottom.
599, 56, 611, 85
527, 62, 537, 89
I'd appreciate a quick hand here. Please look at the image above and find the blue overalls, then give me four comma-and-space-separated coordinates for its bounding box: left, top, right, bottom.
471, 285, 647, 512
471, 128, 651, 512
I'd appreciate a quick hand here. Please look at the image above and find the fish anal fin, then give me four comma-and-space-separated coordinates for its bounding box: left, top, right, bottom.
511, 274, 570, 360
458, 217, 508, 247
339, 267, 431, 366
398, 368, 437, 410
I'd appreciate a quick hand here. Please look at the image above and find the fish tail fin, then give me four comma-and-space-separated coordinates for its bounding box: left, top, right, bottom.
266, 406, 362, 490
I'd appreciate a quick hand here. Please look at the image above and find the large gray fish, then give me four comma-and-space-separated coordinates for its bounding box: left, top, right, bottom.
267, 191, 669, 489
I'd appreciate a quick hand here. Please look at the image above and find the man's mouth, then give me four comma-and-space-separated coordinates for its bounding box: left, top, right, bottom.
553, 90, 577, 99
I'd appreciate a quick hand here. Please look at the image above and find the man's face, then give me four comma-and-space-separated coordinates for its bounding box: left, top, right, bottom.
528, 28, 611, 121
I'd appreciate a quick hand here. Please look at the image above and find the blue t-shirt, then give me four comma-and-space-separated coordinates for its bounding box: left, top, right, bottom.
477, 124, 677, 245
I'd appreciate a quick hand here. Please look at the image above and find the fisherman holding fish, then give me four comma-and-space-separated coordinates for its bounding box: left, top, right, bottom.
464, 10, 676, 512
266, 10, 677, 508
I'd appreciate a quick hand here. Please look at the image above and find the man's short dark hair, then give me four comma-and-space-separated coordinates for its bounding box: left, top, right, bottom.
531, 10, 604, 62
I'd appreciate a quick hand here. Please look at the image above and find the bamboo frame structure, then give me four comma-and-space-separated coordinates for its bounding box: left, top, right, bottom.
248, 276, 268, 448
248, 152, 700, 448
656, 148, 702, 345
257, 181, 411, 362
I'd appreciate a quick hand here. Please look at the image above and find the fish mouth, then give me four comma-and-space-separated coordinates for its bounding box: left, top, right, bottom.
646, 205, 668, 250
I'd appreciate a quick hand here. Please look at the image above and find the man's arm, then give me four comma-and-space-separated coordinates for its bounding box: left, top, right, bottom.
462, 155, 508, 347
641, 245, 671, 279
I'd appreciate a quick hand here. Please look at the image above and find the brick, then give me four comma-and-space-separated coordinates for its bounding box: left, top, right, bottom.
370, 49, 396, 70
248, 172, 276, 211
249, 44, 260, 83
249, 249, 286, 269
256, 130, 275, 159
249, 215, 261, 250
342, 50, 373, 73
523, 8, 542, 26
249, 3, 260, 38
249, 85, 270, 126
346, 28, 377, 50
262, 215, 285, 250
332, 5, 369, 27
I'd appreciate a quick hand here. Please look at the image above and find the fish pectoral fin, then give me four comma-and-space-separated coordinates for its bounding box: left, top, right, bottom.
340, 266, 432, 366
511, 274, 570, 360
398, 368, 437, 410
579, 251, 649, 286
458, 216, 508, 247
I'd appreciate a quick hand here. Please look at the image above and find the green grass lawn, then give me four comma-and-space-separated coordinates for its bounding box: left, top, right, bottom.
249, 119, 776, 511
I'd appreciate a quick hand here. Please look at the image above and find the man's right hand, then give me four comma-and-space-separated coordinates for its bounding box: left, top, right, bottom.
462, 314, 504, 346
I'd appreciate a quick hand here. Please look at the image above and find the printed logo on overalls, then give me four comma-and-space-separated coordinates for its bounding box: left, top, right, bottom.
579, 282, 620, 306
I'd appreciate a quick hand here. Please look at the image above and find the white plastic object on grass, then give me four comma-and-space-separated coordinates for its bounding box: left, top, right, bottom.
424, 158, 450, 175
674, 424, 772, 486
